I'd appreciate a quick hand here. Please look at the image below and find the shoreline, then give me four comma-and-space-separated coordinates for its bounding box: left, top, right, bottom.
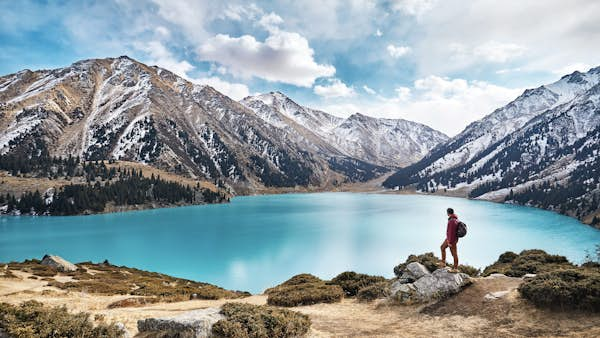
1, 186, 597, 230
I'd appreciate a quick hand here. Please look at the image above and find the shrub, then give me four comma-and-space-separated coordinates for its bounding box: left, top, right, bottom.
266, 274, 344, 307
7, 260, 57, 277
0, 301, 124, 337
212, 303, 311, 338
356, 281, 390, 302
458, 264, 480, 277
107, 297, 160, 309
518, 268, 600, 311
393, 252, 440, 277
393, 252, 480, 277
483, 249, 575, 277
329, 271, 386, 296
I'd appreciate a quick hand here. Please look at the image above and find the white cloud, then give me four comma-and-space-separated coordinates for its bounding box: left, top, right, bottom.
375, 29, 383, 37
258, 12, 284, 32
473, 41, 525, 63
391, 0, 438, 17
314, 78, 355, 98
387, 44, 412, 58
318, 75, 521, 136
496, 67, 522, 74
412, 0, 600, 76
151, 0, 213, 41
134, 40, 194, 78
362, 85, 376, 95
394, 86, 411, 101
198, 31, 335, 87
552, 62, 593, 75
221, 3, 262, 21
193, 76, 250, 100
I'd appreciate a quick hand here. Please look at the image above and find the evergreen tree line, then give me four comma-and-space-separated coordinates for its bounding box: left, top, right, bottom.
1, 171, 227, 216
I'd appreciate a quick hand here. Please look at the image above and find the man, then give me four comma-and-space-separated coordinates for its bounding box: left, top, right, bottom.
440, 207, 459, 272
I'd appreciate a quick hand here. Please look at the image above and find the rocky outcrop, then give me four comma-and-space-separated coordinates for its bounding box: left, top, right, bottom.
40, 254, 77, 272
389, 263, 470, 304
137, 307, 224, 337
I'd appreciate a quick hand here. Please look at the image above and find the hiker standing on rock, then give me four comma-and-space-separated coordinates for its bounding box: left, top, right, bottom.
440, 207, 460, 272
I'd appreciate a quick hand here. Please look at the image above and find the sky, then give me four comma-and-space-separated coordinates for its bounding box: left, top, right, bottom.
1, 0, 599, 136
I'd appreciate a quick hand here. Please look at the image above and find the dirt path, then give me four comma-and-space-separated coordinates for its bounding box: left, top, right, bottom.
1, 271, 599, 337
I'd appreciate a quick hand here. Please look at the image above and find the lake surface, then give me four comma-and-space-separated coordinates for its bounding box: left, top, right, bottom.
1, 193, 599, 293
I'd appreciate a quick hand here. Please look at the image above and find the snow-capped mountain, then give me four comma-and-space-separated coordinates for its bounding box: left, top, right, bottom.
384, 66, 600, 225
241, 92, 448, 167
1, 56, 445, 193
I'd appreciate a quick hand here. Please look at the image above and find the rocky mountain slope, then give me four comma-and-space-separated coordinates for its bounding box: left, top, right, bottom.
241, 92, 448, 167
384, 67, 600, 225
0, 57, 447, 194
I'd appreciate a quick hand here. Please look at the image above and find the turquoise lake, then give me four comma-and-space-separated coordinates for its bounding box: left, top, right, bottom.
1, 193, 599, 293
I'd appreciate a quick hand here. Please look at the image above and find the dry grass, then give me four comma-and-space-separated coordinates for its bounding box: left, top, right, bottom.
6, 260, 249, 304
1, 266, 600, 336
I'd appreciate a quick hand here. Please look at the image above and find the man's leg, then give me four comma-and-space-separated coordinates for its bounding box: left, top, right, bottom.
449, 243, 459, 269
440, 240, 448, 266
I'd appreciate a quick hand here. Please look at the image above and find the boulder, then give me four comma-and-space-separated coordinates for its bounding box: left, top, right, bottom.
390, 268, 470, 304
41, 254, 77, 272
137, 307, 224, 337
484, 290, 510, 301
523, 273, 537, 280
114, 322, 131, 338
486, 273, 508, 279
405, 262, 431, 279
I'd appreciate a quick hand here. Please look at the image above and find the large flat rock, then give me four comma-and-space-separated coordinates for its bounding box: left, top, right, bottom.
137, 307, 224, 337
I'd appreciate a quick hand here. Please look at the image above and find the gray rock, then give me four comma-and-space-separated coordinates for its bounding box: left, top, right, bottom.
484, 290, 510, 301
398, 272, 415, 283
486, 273, 508, 279
114, 322, 130, 338
405, 262, 431, 280
413, 268, 470, 299
390, 268, 470, 304
137, 307, 224, 337
41, 254, 77, 272
523, 273, 537, 279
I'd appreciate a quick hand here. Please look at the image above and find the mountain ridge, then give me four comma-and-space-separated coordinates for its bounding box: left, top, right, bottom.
0, 56, 447, 196
384, 66, 600, 226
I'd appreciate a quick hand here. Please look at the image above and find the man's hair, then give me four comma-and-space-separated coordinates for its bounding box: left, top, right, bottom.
447, 207, 454, 214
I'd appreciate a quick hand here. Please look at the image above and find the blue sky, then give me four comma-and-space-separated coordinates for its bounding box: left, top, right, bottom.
1, 0, 599, 135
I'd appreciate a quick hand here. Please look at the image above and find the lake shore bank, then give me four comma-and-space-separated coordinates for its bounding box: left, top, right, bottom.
1, 253, 598, 337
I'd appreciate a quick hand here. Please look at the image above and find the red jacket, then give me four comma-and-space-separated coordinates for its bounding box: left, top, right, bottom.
447, 214, 459, 244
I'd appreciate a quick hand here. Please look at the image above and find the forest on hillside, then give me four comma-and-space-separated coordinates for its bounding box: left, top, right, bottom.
0, 134, 227, 216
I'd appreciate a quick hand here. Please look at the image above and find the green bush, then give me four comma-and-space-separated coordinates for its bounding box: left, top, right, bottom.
0, 301, 123, 338
483, 249, 575, 277
518, 268, 600, 311
393, 252, 439, 277
356, 281, 390, 302
212, 302, 311, 338
393, 252, 480, 277
329, 271, 386, 296
457, 264, 480, 277
266, 274, 344, 307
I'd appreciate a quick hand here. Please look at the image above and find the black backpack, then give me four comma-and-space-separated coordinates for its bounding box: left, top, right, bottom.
456, 221, 467, 238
